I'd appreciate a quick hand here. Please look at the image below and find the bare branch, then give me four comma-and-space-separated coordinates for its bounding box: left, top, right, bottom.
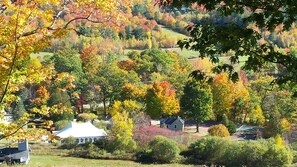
48, 0, 70, 29
64, 12, 93, 29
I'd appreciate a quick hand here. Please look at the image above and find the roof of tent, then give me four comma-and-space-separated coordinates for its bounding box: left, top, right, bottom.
54, 121, 107, 138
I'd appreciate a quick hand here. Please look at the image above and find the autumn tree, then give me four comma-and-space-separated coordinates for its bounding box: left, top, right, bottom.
145, 81, 180, 119
80, 45, 100, 74
230, 81, 251, 123
0, 0, 131, 140
180, 76, 213, 132
157, 0, 297, 95
249, 76, 297, 137
109, 100, 137, 152
165, 51, 193, 98
91, 62, 141, 117
120, 83, 145, 102
211, 73, 234, 121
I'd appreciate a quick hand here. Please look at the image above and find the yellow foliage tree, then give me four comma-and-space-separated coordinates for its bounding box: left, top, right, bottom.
249, 105, 265, 125
0, 0, 131, 141
211, 73, 234, 120
109, 100, 139, 144
145, 81, 180, 118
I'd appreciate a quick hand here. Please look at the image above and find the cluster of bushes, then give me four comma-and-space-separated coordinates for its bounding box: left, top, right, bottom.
60, 134, 293, 166
183, 136, 293, 167
62, 137, 137, 160
61, 135, 180, 163
136, 136, 181, 163
289, 141, 297, 164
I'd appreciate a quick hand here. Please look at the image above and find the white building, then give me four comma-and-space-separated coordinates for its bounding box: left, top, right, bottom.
0, 110, 13, 124
54, 121, 107, 144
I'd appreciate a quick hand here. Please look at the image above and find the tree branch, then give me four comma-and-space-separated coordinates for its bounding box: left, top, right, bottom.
0, 4, 20, 105
0, 122, 29, 141
64, 12, 93, 29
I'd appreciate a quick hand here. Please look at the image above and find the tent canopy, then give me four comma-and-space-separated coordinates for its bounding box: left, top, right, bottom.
54, 121, 107, 138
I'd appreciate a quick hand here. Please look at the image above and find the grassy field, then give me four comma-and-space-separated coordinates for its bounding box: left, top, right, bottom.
124, 48, 199, 59
25, 155, 191, 167
0, 143, 188, 167
161, 26, 188, 39
30, 52, 53, 61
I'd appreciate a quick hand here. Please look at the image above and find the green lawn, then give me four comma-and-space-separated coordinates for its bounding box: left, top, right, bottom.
4, 143, 189, 167
161, 26, 188, 39
25, 155, 190, 167
30, 52, 53, 61
124, 48, 199, 59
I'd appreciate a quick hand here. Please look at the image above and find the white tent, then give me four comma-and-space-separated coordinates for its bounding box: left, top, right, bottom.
54, 121, 107, 144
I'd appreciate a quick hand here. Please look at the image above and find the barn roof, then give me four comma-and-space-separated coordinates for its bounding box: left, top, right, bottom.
160, 116, 184, 125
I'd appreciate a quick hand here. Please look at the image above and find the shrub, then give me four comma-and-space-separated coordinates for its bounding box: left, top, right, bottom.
292, 151, 297, 164
149, 136, 180, 163
221, 115, 236, 135
76, 113, 97, 122
184, 136, 225, 165
208, 124, 230, 137
225, 120, 237, 135
110, 137, 137, 153
93, 137, 109, 150
239, 140, 268, 167
135, 146, 154, 163
290, 141, 297, 163
93, 120, 109, 131
262, 144, 293, 167
61, 136, 78, 149
184, 136, 293, 167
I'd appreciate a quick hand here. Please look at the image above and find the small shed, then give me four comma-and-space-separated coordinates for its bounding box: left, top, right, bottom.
0, 140, 30, 165
54, 121, 107, 144
160, 116, 184, 131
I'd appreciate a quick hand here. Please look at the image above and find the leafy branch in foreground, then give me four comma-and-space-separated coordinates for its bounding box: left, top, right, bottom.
157, 0, 297, 95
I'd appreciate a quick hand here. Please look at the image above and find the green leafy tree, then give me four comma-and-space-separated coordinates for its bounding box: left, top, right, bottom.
157, 0, 297, 95
128, 49, 175, 82
48, 90, 74, 122
90, 62, 141, 117
180, 77, 213, 132
166, 51, 193, 98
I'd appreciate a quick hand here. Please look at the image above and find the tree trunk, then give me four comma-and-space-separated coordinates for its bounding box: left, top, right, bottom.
196, 122, 200, 133
103, 96, 107, 120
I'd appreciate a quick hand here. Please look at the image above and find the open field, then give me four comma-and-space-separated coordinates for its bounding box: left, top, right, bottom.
124, 48, 199, 59
0, 142, 191, 167
161, 26, 188, 39
30, 52, 53, 60
25, 155, 191, 167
